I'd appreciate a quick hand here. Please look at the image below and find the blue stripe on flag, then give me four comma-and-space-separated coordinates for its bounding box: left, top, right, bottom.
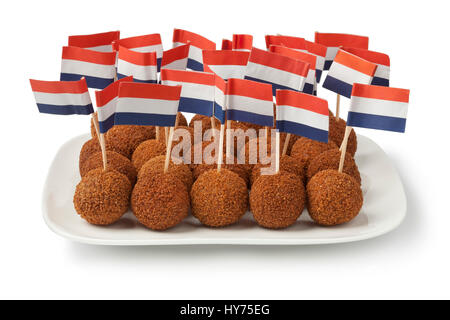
324, 60, 332, 70
347, 111, 406, 133
302, 83, 314, 95
227, 110, 273, 127
60, 73, 113, 90
115, 113, 177, 127
371, 77, 389, 87
322, 75, 353, 98
157, 57, 162, 72
244, 76, 299, 96
117, 73, 157, 83
179, 97, 213, 117
36, 103, 94, 115
187, 58, 203, 71
98, 115, 115, 134
316, 69, 323, 83
214, 103, 225, 124
276, 120, 328, 143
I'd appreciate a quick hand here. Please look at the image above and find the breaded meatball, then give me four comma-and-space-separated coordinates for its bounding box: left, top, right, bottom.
189, 114, 221, 135
176, 112, 188, 127
190, 169, 248, 227
79, 138, 102, 172
250, 171, 306, 229
290, 137, 338, 168
73, 168, 131, 225
307, 169, 363, 226
131, 173, 189, 230
132, 139, 166, 172
192, 160, 249, 186
329, 117, 357, 156
251, 155, 305, 186
106, 125, 154, 159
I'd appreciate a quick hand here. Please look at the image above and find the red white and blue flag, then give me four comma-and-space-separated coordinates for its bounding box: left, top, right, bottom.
113, 34, 163, 71
305, 40, 327, 83
60, 46, 117, 89
221, 39, 233, 50
68, 31, 120, 52
322, 49, 377, 98
232, 34, 253, 51
172, 29, 216, 72
161, 43, 190, 71
342, 47, 390, 87
94, 76, 133, 133
269, 45, 317, 95
214, 76, 227, 124
347, 84, 409, 133
275, 90, 329, 143
161, 69, 215, 117
314, 32, 369, 70
244, 47, 309, 96
265, 35, 306, 51
202, 50, 250, 80
30, 78, 93, 115
117, 46, 157, 83
226, 78, 274, 127
115, 82, 181, 127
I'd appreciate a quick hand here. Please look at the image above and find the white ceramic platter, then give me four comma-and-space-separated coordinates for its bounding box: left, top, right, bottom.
42, 133, 406, 245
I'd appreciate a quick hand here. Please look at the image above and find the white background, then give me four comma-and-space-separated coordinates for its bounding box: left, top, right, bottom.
0, 0, 448, 299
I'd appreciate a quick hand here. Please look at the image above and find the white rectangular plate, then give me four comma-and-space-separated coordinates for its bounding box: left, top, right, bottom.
43, 133, 406, 245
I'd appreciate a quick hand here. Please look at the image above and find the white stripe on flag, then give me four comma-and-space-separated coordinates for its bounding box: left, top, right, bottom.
315, 55, 325, 71
326, 47, 339, 60
246, 61, 306, 91
277, 106, 329, 131
162, 58, 188, 70
61, 59, 116, 79
131, 44, 163, 59
97, 97, 118, 121
227, 95, 273, 116
174, 42, 203, 63
215, 88, 226, 107
306, 69, 315, 86
117, 60, 157, 81
33, 91, 91, 106
207, 65, 246, 79
116, 97, 179, 115
350, 96, 408, 119
374, 64, 390, 79
86, 44, 114, 52
162, 80, 214, 101
329, 62, 373, 85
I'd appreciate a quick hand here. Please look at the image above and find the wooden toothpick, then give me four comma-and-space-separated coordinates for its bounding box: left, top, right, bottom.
217, 124, 225, 172
282, 133, 291, 156
338, 126, 352, 173
335, 94, 341, 121
275, 130, 280, 174
164, 126, 175, 173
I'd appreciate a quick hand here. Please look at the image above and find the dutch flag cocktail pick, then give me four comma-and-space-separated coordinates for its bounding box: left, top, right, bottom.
161, 69, 215, 117
60, 46, 117, 89
117, 46, 157, 83
68, 31, 120, 52
172, 29, 216, 71
305, 40, 327, 83
265, 35, 306, 51
214, 75, 227, 125
202, 50, 250, 80
314, 32, 369, 70
113, 34, 163, 71
232, 34, 253, 51
244, 47, 309, 96
221, 39, 233, 50
161, 43, 190, 71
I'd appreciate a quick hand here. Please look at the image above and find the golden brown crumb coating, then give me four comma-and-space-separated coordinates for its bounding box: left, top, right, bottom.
329, 117, 357, 156
138, 155, 193, 191
132, 139, 166, 172
251, 155, 305, 186
105, 125, 154, 159
80, 151, 137, 185
307, 149, 361, 184
188, 114, 221, 135
79, 138, 102, 172
73, 168, 131, 225
290, 137, 338, 168
190, 169, 248, 227
176, 112, 188, 127
250, 172, 305, 229
307, 169, 363, 226
192, 161, 249, 186
131, 173, 189, 230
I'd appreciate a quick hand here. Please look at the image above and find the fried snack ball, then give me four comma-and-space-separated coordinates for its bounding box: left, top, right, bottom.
79, 138, 102, 172
132, 139, 166, 172
307, 149, 361, 185
189, 114, 221, 135
290, 137, 338, 169
138, 155, 193, 191
90, 112, 98, 139
73, 168, 131, 225
240, 121, 265, 132
329, 117, 357, 156
279, 132, 299, 155
190, 169, 248, 227
176, 112, 188, 127
106, 125, 155, 159
307, 169, 363, 226
192, 159, 249, 186
80, 151, 137, 185
237, 136, 281, 173
250, 171, 306, 229
250, 155, 305, 186
131, 173, 189, 230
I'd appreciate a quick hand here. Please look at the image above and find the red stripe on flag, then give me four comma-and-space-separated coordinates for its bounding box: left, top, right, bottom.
333, 50, 377, 76
305, 40, 327, 58
161, 44, 190, 67
221, 39, 233, 50
215, 75, 227, 92
265, 35, 306, 50
68, 31, 120, 49
276, 90, 329, 115
226, 78, 273, 102
173, 29, 216, 50
161, 69, 215, 86
118, 46, 157, 66
341, 47, 390, 66
118, 82, 182, 100
95, 76, 133, 107
112, 33, 162, 52
30, 78, 89, 94
269, 45, 316, 70
352, 84, 410, 103
315, 32, 369, 49
248, 47, 309, 77
62, 46, 116, 65
232, 34, 253, 51
202, 50, 250, 73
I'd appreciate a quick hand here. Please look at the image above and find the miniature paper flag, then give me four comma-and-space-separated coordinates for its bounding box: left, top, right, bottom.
269, 45, 317, 95
275, 89, 329, 143
314, 32, 369, 70
342, 47, 390, 87
30, 78, 94, 115
161, 43, 190, 71
244, 47, 309, 96
232, 34, 253, 51
305, 40, 327, 83
265, 35, 306, 51
161, 69, 215, 117
115, 82, 181, 127
347, 83, 410, 132
172, 29, 216, 71
68, 31, 120, 52
322, 49, 377, 98
202, 50, 250, 80
60, 46, 117, 89
226, 78, 274, 127
214, 75, 227, 124
117, 46, 157, 83
94, 76, 133, 133
113, 34, 163, 71
222, 39, 233, 50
